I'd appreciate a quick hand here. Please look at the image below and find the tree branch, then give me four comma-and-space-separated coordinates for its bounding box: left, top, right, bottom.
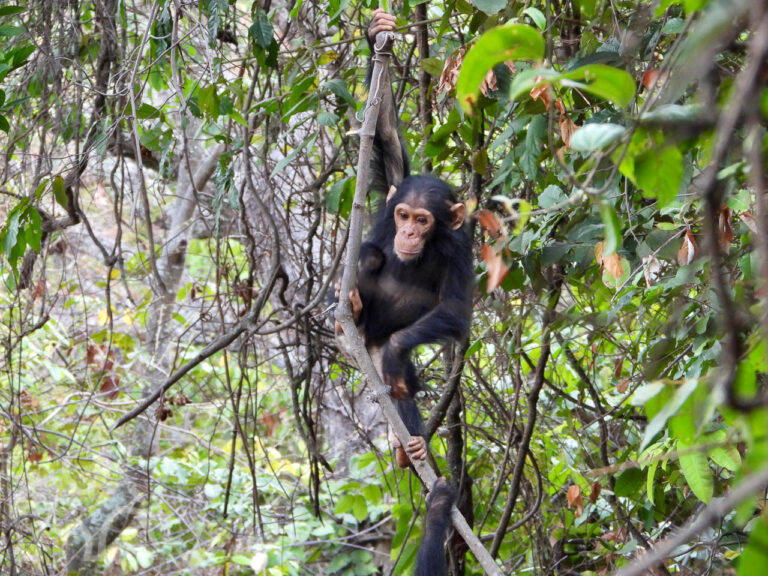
334, 30, 503, 576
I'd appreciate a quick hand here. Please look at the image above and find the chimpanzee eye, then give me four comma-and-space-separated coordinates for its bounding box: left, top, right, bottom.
398, 211, 408, 220
417, 217, 427, 225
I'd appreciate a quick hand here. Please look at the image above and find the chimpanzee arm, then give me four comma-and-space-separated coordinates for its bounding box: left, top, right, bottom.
381, 263, 472, 381
415, 478, 456, 576
366, 9, 409, 193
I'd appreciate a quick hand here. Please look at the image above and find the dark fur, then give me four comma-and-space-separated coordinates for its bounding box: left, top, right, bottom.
358, 21, 473, 440
415, 479, 457, 576
357, 179, 473, 437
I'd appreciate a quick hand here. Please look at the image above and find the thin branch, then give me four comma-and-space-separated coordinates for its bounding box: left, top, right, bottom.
615, 463, 768, 576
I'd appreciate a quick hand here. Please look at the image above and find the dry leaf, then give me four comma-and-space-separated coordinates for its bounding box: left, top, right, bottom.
588, 481, 602, 504
554, 98, 578, 149
100, 375, 120, 400
616, 378, 631, 394
437, 46, 465, 95
613, 357, 623, 379
19, 390, 39, 411
739, 212, 758, 233
480, 68, 498, 96
676, 230, 697, 265
559, 115, 578, 149
567, 484, 584, 517
530, 76, 552, 109
603, 252, 624, 279
477, 209, 505, 239
642, 69, 660, 89
594, 241, 605, 266
642, 254, 661, 287
719, 205, 733, 253
482, 243, 509, 292
595, 241, 624, 278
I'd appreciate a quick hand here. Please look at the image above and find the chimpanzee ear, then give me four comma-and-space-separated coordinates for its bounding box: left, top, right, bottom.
450, 203, 466, 230
386, 185, 398, 204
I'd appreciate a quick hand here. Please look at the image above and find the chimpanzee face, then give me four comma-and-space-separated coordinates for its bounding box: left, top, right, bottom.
392, 202, 435, 261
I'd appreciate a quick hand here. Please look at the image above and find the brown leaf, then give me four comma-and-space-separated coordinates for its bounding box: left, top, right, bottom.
559, 115, 578, 149
530, 76, 552, 109
567, 484, 584, 517
594, 241, 605, 266
28, 450, 43, 463
588, 481, 602, 504
616, 378, 631, 394
100, 375, 120, 400
19, 390, 39, 411
739, 212, 758, 233
477, 209, 504, 239
437, 46, 465, 95
480, 68, 498, 97
642, 69, 660, 89
676, 230, 697, 266
482, 243, 509, 292
613, 357, 623, 379
603, 252, 624, 279
719, 205, 733, 253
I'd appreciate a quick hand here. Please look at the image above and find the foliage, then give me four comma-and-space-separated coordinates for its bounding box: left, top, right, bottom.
1, 0, 768, 575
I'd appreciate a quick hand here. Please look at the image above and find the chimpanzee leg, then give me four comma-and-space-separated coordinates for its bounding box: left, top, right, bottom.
415, 478, 456, 576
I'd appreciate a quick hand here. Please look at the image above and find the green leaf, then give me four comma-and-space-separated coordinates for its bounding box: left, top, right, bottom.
197, 85, 220, 118
640, 379, 699, 451
0, 114, 8, 133
9, 45, 34, 70
136, 102, 162, 119
321, 78, 355, 108
249, 9, 274, 49
421, 57, 444, 77
271, 134, 317, 178
0, 6, 26, 16
457, 25, 545, 114
677, 440, 714, 503
474, 0, 507, 14
635, 146, 683, 208
538, 185, 567, 209
570, 123, 625, 153
662, 18, 686, 34
0, 25, 24, 37
351, 495, 368, 522
52, 175, 68, 209
334, 494, 354, 515
738, 515, 768, 576
614, 468, 645, 498
598, 202, 621, 256
513, 65, 635, 109
558, 65, 636, 108
523, 7, 546, 30
25, 206, 41, 252
602, 256, 630, 289
316, 110, 339, 126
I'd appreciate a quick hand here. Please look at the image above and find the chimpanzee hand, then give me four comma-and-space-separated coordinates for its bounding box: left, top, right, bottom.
368, 8, 396, 44
393, 435, 427, 467
335, 288, 363, 333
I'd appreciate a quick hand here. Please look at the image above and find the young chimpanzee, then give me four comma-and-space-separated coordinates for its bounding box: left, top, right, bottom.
353, 10, 474, 467
415, 478, 457, 576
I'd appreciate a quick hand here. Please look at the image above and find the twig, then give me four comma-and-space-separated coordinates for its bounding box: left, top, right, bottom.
615, 463, 768, 576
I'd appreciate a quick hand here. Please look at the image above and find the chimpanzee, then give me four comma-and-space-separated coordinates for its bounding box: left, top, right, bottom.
351, 9, 474, 467
415, 478, 457, 576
